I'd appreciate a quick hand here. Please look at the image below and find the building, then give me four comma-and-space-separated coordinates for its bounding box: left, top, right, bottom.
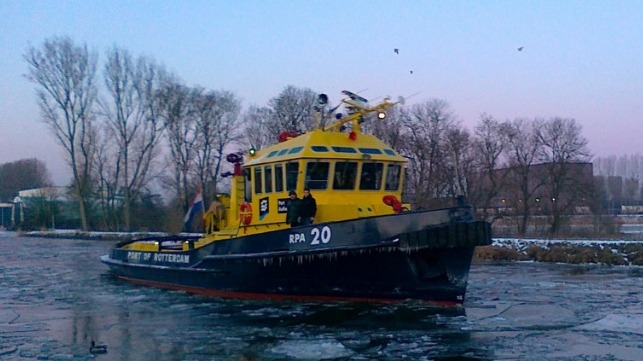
0, 202, 12, 229
475, 162, 594, 216
18, 186, 68, 200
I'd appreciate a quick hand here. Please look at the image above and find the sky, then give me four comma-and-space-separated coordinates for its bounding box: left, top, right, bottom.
1, 1, 643, 186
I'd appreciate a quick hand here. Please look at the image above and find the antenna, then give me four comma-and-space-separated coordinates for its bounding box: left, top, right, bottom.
404, 92, 421, 102
341, 90, 369, 112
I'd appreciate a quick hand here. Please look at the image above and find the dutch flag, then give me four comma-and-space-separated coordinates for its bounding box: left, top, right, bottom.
183, 189, 204, 230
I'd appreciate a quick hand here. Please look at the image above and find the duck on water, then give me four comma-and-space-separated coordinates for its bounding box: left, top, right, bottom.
100, 90, 492, 305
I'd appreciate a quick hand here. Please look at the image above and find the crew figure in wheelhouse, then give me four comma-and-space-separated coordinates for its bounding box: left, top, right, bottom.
286, 190, 301, 227
299, 188, 317, 225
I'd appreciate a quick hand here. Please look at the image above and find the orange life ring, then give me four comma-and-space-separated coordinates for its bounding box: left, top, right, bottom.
382, 195, 403, 213
239, 202, 252, 225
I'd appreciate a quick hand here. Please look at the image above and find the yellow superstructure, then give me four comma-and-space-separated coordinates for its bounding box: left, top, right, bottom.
127, 93, 409, 251
204, 95, 407, 238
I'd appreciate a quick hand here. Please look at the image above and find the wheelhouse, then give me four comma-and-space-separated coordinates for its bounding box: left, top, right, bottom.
241, 128, 407, 225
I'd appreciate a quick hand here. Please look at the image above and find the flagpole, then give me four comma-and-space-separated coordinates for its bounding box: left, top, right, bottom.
200, 187, 205, 232
183, 187, 204, 233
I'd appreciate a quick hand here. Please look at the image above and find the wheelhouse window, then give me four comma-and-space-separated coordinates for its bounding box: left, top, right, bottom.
267, 150, 279, 158
311, 146, 329, 152
332, 146, 357, 154
358, 147, 383, 155
264, 165, 273, 193
275, 164, 284, 192
360, 163, 383, 190
333, 161, 357, 190
286, 162, 299, 192
385, 164, 401, 191
254, 167, 263, 194
305, 161, 329, 190
244, 168, 252, 202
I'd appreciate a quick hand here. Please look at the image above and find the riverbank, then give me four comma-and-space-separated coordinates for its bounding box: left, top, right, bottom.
14, 229, 643, 266
475, 238, 643, 265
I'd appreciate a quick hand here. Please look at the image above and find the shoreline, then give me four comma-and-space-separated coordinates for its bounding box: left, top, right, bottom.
12, 230, 643, 266
475, 237, 643, 266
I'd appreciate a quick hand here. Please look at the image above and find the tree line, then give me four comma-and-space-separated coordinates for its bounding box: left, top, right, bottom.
12, 35, 615, 235
19, 37, 334, 232
368, 104, 595, 235
593, 154, 643, 211
0, 159, 50, 201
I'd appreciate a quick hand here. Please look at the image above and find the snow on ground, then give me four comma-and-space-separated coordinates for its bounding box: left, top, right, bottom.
493, 237, 643, 251
490, 237, 643, 265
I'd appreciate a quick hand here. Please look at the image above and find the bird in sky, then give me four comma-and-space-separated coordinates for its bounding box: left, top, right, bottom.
410, 70, 413, 74
394, 48, 399, 54
517, 46, 524, 51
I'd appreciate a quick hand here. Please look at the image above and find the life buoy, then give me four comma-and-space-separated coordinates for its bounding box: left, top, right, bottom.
382, 195, 403, 213
239, 202, 252, 225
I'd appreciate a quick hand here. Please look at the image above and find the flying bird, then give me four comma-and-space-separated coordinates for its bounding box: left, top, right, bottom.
394, 48, 399, 54
410, 70, 413, 74
517, 46, 524, 51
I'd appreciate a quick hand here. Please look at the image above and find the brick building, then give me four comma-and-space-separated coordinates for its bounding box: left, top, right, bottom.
475, 162, 594, 216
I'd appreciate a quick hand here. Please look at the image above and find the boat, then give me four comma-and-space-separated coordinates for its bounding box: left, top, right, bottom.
100, 91, 492, 305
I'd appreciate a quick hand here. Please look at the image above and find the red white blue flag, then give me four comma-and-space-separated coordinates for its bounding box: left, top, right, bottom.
183, 189, 204, 229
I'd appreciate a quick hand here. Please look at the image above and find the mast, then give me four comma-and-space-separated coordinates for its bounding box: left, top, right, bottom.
323, 93, 399, 134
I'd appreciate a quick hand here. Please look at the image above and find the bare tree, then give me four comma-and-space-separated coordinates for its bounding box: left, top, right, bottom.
20, 187, 62, 230
594, 154, 639, 212
399, 99, 458, 208
623, 177, 639, 204
622, 154, 643, 203
630, 154, 643, 201
535, 117, 592, 234
102, 47, 166, 230
157, 81, 199, 214
594, 155, 616, 178
369, 107, 407, 152
193, 89, 242, 203
615, 154, 628, 178
267, 85, 318, 136
0, 159, 51, 201
93, 135, 120, 230
500, 118, 544, 236
444, 127, 472, 198
626, 154, 642, 179
467, 114, 508, 221
240, 85, 318, 158
24, 36, 98, 231
606, 176, 623, 214
243, 105, 274, 149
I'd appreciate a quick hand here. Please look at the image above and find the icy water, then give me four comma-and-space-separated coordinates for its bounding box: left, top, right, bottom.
0, 233, 641, 361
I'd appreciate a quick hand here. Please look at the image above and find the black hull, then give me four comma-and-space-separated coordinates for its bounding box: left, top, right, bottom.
101, 208, 491, 305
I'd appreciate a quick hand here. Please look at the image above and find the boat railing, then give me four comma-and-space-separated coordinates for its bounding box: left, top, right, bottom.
240, 220, 291, 232
114, 235, 202, 249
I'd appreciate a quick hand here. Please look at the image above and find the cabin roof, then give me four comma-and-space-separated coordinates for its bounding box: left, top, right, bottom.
243, 129, 406, 166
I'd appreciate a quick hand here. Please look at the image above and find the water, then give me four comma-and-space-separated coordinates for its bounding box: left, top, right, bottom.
1, 232, 641, 360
